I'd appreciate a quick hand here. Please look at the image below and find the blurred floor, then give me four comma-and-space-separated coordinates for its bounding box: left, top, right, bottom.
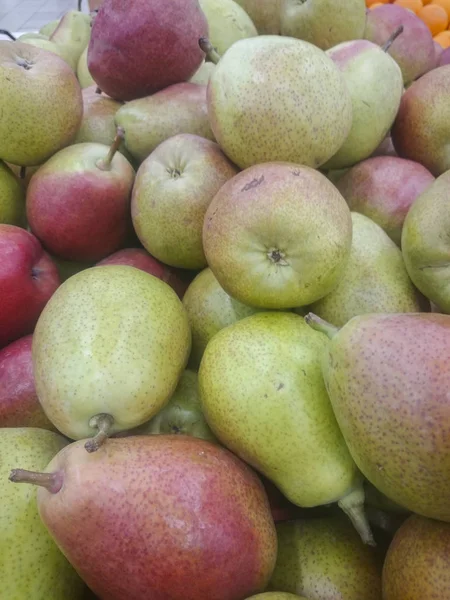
0, 0, 82, 34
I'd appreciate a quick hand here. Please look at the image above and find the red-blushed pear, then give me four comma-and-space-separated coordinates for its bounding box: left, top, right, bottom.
0, 41, 82, 167
0, 224, 60, 349
364, 4, 435, 85
9, 435, 278, 600
87, 0, 208, 101
0, 335, 55, 430
336, 156, 435, 246
97, 247, 189, 299
391, 65, 450, 176
438, 47, 450, 67
27, 129, 135, 263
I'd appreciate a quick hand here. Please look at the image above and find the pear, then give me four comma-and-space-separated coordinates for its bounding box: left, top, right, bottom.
308, 213, 426, 327
9, 435, 278, 600
189, 60, 215, 85
402, 170, 450, 313
20, 36, 78, 71
245, 595, 306, 600
269, 517, 382, 599
182, 267, 261, 367
207, 36, 352, 170
198, 0, 257, 56
199, 311, 374, 544
0, 428, 85, 599
50, 10, 92, 68
17, 32, 49, 41
32, 265, 191, 449
233, 0, 282, 34
382, 514, 450, 599
0, 160, 26, 226
115, 82, 214, 164
39, 19, 61, 37
0, 41, 83, 167
280, 0, 366, 51
323, 35, 403, 170
306, 311, 450, 523
77, 45, 95, 87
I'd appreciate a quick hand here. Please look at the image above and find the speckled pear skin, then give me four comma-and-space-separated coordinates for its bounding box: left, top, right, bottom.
320, 312, 450, 521
0, 41, 83, 167
35, 435, 278, 600
309, 213, 426, 327
198, 312, 360, 508
245, 593, 307, 600
0, 161, 26, 227
203, 163, 352, 309
401, 170, 450, 313
32, 265, 191, 439
233, 0, 282, 34
0, 428, 85, 599
280, 0, 366, 51
207, 36, 353, 170
382, 514, 450, 599
268, 517, 382, 599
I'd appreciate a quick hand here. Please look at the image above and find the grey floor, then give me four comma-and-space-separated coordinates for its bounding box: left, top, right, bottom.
0, 0, 81, 34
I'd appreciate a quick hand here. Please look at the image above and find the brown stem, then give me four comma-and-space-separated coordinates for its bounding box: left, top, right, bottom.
19, 166, 26, 179
85, 413, 115, 453
338, 485, 376, 546
9, 469, 63, 493
96, 127, 125, 171
198, 37, 221, 65
382, 25, 404, 53
304, 313, 339, 339
95, 86, 102, 95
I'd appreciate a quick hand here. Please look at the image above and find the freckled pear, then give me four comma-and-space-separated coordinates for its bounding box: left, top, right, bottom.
206, 36, 353, 170
32, 265, 191, 450
306, 312, 450, 523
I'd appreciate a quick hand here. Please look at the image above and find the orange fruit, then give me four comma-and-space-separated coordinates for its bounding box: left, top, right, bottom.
394, 0, 423, 14
434, 30, 450, 46
431, 0, 450, 18
417, 4, 449, 34
366, 0, 389, 5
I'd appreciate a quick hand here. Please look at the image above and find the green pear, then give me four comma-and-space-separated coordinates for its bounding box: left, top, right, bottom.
189, 60, 216, 85
183, 267, 261, 367
17, 32, 49, 41
39, 19, 61, 37
32, 265, 191, 449
207, 36, 352, 170
269, 517, 382, 599
280, 0, 366, 51
0, 160, 26, 226
323, 38, 403, 170
77, 45, 95, 88
401, 170, 450, 313
198, 0, 257, 56
306, 311, 450, 523
50, 10, 92, 69
245, 594, 306, 600
20, 37, 78, 71
0, 428, 85, 599
309, 213, 426, 327
199, 311, 374, 544
233, 0, 282, 34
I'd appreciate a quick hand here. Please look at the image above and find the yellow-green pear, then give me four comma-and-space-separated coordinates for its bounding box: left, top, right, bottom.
198, 0, 257, 56
77, 45, 95, 87
234, 0, 282, 34
50, 10, 92, 68
189, 60, 215, 85
39, 19, 61, 37
280, 0, 367, 51
309, 213, 426, 327
199, 311, 374, 544
32, 265, 191, 450
0, 160, 26, 226
0, 428, 85, 599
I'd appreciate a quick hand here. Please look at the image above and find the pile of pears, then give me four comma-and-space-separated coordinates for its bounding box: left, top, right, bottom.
1, 0, 450, 598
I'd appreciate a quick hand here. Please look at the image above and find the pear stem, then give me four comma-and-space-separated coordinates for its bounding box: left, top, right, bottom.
96, 127, 124, 171
19, 166, 26, 179
382, 25, 404, 53
95, 86, 102, 95
85, 413, 115, 453
198, 37, 221, 65
9, 469, 63, 493
304, 313, 339, 339
338, 485, 376, 546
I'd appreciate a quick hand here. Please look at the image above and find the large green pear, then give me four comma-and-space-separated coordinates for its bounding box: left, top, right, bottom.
309, 213, 426, 326
207, 36, 352, 170
269, 517, 382, 599
323, 39, 403, 170
280, 0, 366, 51
199, 0, 257, 56
0, 428, 85, 599
32, 265, 191, 447
0, 160, 26, 226
401, 170, 450, 313
233, 0, 282, 34
199, 312, 373, 543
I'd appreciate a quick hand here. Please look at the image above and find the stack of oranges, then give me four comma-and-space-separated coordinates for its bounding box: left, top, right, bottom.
366, 0, 450, 48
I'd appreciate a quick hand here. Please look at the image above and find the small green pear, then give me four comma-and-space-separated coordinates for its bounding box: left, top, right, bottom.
269, 517, 382, 599
0, 160, 26, 226
309, 212, 426, 327
199, 0, 257, 56
402, 170, 450, 313
233, 0, 282, 34
0, 428, 85, 599
50, 10, 92, 66
77, 45, 95, 88
39, 19, 61, 37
